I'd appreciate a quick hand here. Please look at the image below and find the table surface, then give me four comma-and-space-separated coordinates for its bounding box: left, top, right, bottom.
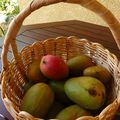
0, 20, 120, 120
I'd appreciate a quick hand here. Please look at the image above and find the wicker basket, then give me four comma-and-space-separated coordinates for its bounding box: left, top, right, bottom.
1, 0, 120, 120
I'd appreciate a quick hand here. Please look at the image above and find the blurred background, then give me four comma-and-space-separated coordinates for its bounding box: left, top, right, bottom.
18, 0, 120, 26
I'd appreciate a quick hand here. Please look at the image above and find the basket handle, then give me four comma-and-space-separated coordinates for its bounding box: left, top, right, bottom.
1, 0, 120, 69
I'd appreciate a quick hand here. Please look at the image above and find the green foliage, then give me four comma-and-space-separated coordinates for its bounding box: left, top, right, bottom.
0, 0, 20, 36
0, 0, 20, 16
0, 26, 5, 37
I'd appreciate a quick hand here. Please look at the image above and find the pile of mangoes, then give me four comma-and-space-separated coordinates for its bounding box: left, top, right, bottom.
20, 54, 112, 120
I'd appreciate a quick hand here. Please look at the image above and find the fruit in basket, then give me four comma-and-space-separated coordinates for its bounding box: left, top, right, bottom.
45, 101, 65, 119
64, 76, 106, 110
21, 83, 54, 118
27, 60, 47, 83
23, 80, 35, 93
67, 55, 95, 76
83, 65, 112, 83
49, 80, 73, 105
56, 104, 90, 120
40, 55, 69, 80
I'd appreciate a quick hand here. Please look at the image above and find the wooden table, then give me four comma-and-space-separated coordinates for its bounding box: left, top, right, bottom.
0, 20, 120, 120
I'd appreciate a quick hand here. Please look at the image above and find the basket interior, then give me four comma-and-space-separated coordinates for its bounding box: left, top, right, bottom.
2, 36, 120, 115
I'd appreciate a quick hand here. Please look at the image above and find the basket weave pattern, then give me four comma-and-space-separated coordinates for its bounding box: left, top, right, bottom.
1, 0, 120, 120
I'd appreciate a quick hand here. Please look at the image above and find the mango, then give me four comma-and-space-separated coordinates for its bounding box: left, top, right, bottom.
56, 104, 90, 120
67, 55, 95, 76
23, 80, 35, 93
40, 55, 69, 81
49, 80, 73, 106
45, 101, 64, 119
83, 65, 112, 83
21, 83, 54, 118
27, 60, 47, 83
64, 76, 106, 110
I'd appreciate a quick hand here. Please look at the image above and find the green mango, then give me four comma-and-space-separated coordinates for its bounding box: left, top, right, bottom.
45, 101, 64, 119
83, 65, 112, 83
64, 76, 106, 110
49, 80, 73, 106
56, 104, 90, 120
67, 55, 95, 76
23, 80, 35, 93
21, 83, 54, 118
